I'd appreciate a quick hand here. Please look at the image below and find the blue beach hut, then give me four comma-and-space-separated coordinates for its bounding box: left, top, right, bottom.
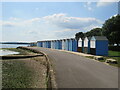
58, 40, 62, 49
65, 39, 69, 51
43, 41, 46, 48
72, 38, 77, 52
45, 41, 47, 48
54, 40, 57, 49
68, 39, 72, 51
47, 41, 51, 48
38, 41, 43, 47
36, 41, 39, 47
90, 36, 108, 56
56, 40, 59, 49
53, 40, 56, 49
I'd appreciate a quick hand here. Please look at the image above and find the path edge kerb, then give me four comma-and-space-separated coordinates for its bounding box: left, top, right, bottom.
0, 54, 43, 59
18, 47, 57, 89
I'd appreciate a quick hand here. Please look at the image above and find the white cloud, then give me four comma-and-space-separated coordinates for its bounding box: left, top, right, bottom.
24, 18, 41, 23
43, 13, 103, 29
83, 2, 93, 11
1, 13, 103, 41
2, 21, 18, 27
54, 29, 79, 33
1, 13, 103, 29
96, 0, 119, 7
9, 17, 20, 21
1, 17, 41, 27
97, 2, 113, 7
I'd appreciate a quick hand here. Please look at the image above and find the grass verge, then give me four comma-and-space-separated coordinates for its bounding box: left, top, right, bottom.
85, 50, 120, 67
2, 48, 47, 88
2, 60, 33, 88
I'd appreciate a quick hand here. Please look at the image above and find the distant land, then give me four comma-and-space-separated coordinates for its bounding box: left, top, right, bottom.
0, 42, 30, 44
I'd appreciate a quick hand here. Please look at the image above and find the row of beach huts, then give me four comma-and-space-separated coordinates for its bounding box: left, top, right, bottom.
30, 36, 108, 56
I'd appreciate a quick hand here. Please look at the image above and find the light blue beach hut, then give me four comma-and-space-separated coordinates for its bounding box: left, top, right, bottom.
68, 39, 72, 51
62, 39, 66, 50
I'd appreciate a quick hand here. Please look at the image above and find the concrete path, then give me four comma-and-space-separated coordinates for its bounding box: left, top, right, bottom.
27, 47, 118, 88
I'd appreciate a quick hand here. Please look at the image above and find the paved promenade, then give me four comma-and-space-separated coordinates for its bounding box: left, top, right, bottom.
27, 47, 118, 88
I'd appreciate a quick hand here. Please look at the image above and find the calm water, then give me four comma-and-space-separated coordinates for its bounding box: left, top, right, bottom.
0, 44, 29, 48
0, 44, 30, 56
0, 49, 19, 56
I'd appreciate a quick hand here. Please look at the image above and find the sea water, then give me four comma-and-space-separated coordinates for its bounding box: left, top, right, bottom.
0, 49, 19, 56
0, 44, 29, 56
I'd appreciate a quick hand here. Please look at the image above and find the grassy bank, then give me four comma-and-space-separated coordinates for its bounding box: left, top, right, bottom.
2, 48, 47, 88
108, 50, 120, 67
108, 50, 120, 61
85, 50, 120, 67
2, 60, 33, 88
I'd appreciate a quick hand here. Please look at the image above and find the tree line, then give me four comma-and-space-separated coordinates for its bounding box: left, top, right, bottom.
75, 14, 120, 46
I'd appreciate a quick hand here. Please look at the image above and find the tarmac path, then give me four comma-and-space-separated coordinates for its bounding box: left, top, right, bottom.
27, 47, 118, 88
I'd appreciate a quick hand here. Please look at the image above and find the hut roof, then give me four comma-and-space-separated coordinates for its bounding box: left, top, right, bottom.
92, 36, 108, 40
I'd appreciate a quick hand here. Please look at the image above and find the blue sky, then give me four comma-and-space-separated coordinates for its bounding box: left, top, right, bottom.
0, 1, 118, 42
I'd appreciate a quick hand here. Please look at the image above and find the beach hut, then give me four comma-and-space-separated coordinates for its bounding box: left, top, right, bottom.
46, 41, 48, 48
84, 37, 91, 54
53, 40, 56, 49
47, 41, 51, 48
43, 41, 46, 48
56, 40, 59, 49
54, 40, 57, 49
68, 39, 72, 51
58, 40, 62, 49
65, 39, 69, 51
72, 38, 77, 52
37, 41, 43, 47
45, 41, 47, 48
41, 41, 43, 47
37, 41, 40, 47
77, 38, 84, 52
62, 39, 66, 50
90, 36, 108, 56
51, 40, 54, 49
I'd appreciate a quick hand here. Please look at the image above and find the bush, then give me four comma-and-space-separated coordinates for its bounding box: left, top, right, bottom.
109, 46, 120, 51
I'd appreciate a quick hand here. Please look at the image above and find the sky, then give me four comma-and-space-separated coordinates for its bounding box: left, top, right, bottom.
0, 1, 119, 42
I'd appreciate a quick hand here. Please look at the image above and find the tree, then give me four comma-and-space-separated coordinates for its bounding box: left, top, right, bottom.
85, 28, 102, 37
102, 14, 120, 46
75, 32, 84, 40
